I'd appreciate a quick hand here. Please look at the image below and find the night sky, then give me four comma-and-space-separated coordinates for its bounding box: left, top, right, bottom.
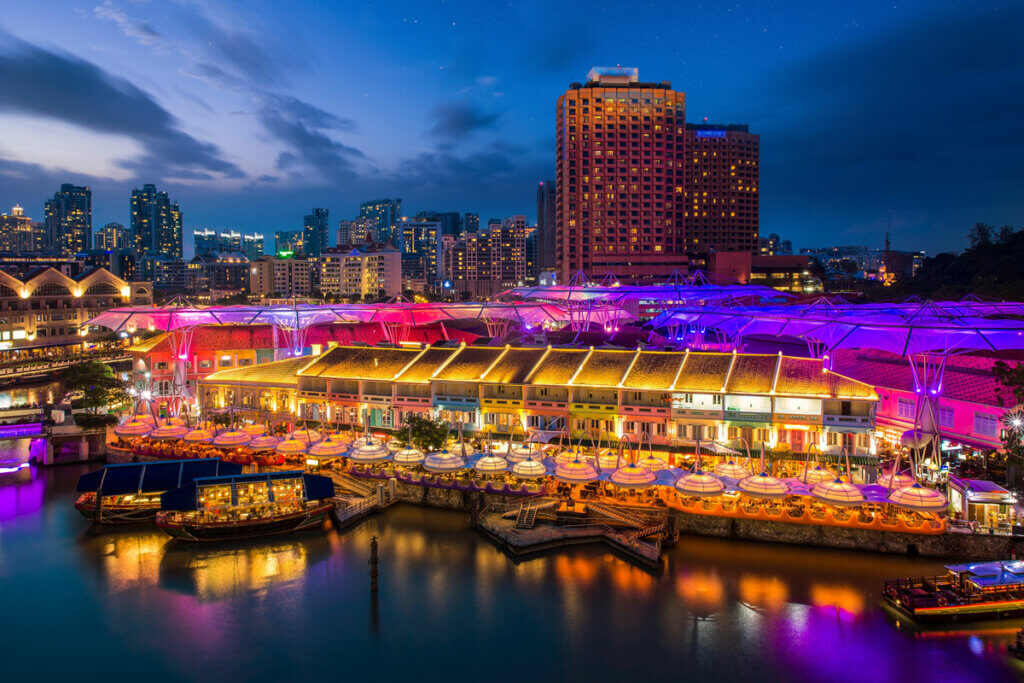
0, 0, 1021, 255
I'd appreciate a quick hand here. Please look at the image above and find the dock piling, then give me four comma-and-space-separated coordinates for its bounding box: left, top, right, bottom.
369, 535, 378, 593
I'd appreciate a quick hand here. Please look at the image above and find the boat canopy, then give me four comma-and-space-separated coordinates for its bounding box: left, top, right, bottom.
77, 459, 242, 496
946, 560, 1024, 589
160, 471, 335, 511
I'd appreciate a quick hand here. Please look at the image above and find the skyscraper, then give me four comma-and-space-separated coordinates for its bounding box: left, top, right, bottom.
415, 211, 461, 237
94, 222, 130, 250
463, 213, 480, 234
555, 68, 686, 282
536, 180, 556, 271
303, 208, 329, 257
44, 184, 92, 256
131, 184, 182, 258
358, 199, 402, 246
194, 229, 264, 260
684, 123, 760, 253
275, 230, 303, 255
0, 205, 41, 253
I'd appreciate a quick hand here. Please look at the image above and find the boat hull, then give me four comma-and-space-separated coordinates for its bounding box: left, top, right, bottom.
884, 594, 1024, 623
157, 503, 332, 542
75, 496, 160, 524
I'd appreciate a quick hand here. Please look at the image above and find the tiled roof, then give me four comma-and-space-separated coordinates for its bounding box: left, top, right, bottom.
395, 347, 459, 383
480, 347, 548, 384
128, 332, 168, 354
529, 348, 589, 385
298, 345, 420, 380
433, 346, 505, 381
775, 356, 875, 399
201, 356, 310, 387
573, 349, 635, 386
674, 352, 733, 392
726, 354, 777, 394
833, 349, 1015, 406
621, 351, 686, 390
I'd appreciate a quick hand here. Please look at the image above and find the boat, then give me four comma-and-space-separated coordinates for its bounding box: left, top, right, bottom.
156, 471, 335, 542
75, 458, 243, 524
883, 560, 1024, 622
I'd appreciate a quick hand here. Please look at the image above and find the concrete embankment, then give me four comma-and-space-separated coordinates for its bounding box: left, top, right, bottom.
672, 510, 1024, 560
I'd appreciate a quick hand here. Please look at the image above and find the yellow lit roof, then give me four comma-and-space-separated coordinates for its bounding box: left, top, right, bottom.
200, 356, 310, 387
674, 352, 733, 392
621, 351, 686, 390
433, 346, 505, 381
128, 332, 167, 354
726, 354, 777, 394
528, 348, 589, 385
573, 349, 635, 386
396, 347, 460, 383
299, 345, 420, 380
480, 347, 548, 385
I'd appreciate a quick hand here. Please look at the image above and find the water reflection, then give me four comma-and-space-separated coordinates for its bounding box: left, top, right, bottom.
0, 465, 1019, 682
0, 379, 61, 409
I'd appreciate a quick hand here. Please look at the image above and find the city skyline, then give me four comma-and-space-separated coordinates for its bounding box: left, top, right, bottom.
0, 1, 1021, 254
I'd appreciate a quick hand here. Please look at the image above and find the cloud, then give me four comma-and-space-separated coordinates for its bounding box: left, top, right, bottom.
94, 1, 162, 47
186, 11, 287, 86
0, 32, 243, 180
428, 103, 501, 142
255, 93, 365, 182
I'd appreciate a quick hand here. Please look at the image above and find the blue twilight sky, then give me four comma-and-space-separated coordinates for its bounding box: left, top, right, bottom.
0, 0, 1021, 255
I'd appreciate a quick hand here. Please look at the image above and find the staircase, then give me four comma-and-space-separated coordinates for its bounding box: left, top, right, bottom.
633, 522, 667, 538
585, 501, 645, 528
515, 504, 538, 529
331, 473, 375, 498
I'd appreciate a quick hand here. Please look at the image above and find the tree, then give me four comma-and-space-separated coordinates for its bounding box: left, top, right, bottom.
968, 222, 994, 249
393, 414, 450, 452
59, 361, 129, 413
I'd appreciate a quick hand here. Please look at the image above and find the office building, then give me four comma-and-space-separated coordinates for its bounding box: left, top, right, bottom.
441, 215, 528, 297
464, 213, 480, 234
249, 255, 312, 297
0, 205, 41, 253
399, 219, 442, 283
186, 252, 251, 294
415, 211, 461, 237
556, 68, 687, 282
194, 229, 264, 260
45, 184, 92, 256
131, 184, 182, 259
358, 199, 402, 247
684, 122, 760, 254
94, 222, 131, 251
320, 246, 402, 299
274, 230, 303, 255
536, 180, 556, 270
337, 218, 375, 247
303, 208, 329, 257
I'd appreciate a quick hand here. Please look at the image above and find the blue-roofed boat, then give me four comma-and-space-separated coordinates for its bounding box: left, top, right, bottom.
883, 560, 1024, 622
75, 459, 244, 524
156, 471, 335, 542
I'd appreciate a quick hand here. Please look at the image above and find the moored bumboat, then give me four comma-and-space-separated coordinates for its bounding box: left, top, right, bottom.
75, 458, 243, 524
883, 560, 1024, 622
155, 470, 335, 542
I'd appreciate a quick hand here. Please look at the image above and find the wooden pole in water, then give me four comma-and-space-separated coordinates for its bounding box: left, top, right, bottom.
369, 535, 378, 593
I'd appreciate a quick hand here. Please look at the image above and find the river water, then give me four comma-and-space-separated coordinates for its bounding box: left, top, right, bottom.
0, 438, 1020, 682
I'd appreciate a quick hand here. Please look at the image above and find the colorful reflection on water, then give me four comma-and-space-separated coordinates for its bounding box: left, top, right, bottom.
0, 456, 1020, 682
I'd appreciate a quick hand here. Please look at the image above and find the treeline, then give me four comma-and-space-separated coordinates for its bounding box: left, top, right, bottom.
877, 223, 1024, 301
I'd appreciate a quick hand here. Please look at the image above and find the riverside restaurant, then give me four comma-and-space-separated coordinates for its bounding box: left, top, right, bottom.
103, 342, 952, 537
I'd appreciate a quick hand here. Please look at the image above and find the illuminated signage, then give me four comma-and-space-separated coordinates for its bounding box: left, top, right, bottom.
695, 130, 727, 139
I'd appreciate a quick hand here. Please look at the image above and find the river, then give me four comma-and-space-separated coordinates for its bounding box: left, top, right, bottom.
0, 439, 1020, 682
